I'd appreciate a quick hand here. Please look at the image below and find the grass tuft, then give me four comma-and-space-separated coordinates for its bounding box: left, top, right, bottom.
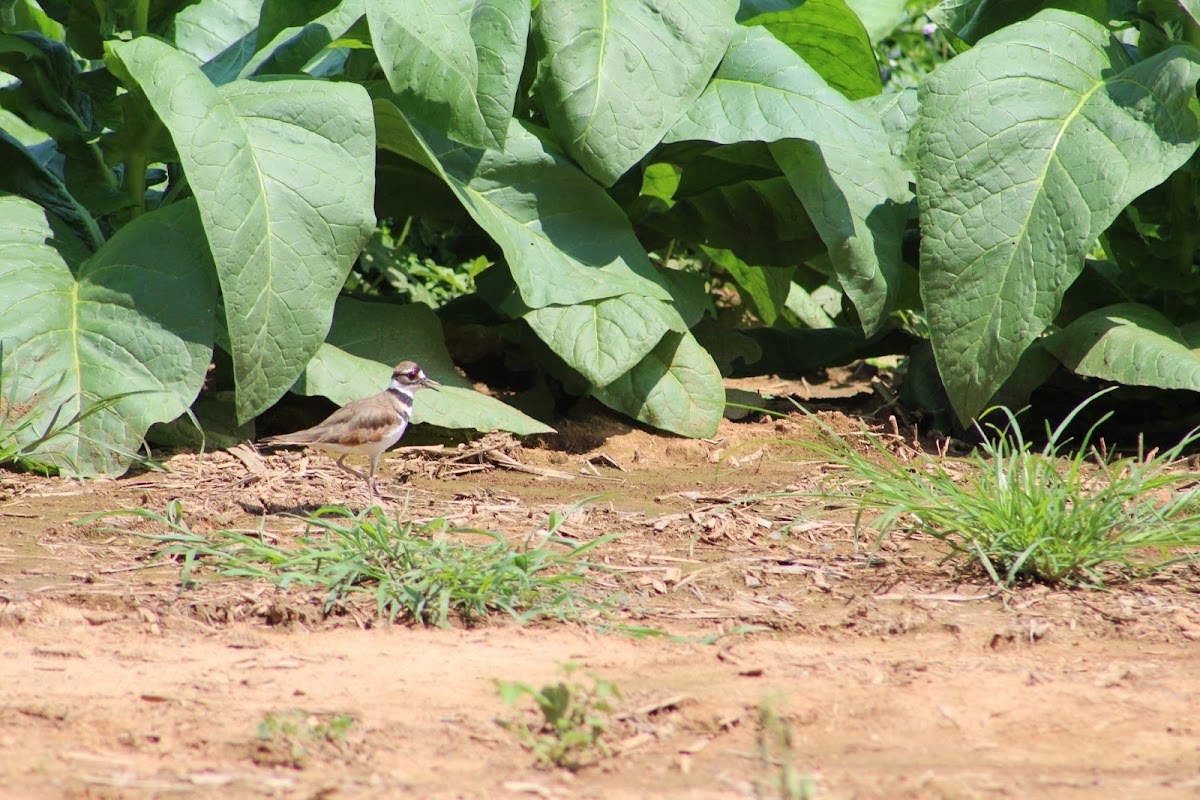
793, 391, 1200, 587
88, 500, 620, 627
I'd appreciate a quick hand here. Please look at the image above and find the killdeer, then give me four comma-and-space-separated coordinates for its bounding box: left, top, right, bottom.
258, 360, 441, 495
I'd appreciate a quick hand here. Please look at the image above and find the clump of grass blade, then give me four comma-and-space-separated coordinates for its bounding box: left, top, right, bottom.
794, 391, 1200, 587
88, 500, 619, 627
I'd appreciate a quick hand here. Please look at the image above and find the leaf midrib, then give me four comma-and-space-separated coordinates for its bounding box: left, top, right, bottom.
954, 68, 1106, 375
577, 0, 609, 150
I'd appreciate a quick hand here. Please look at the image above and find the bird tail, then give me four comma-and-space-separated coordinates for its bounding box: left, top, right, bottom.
258, 432, 316, 447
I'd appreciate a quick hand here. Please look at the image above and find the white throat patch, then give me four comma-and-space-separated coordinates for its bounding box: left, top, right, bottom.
388, 380, 415, 406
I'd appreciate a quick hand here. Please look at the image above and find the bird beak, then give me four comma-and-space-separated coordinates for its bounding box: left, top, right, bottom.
422, 376, 442, 392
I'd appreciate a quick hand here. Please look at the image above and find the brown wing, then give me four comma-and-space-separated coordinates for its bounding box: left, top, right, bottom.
259, 394, 405, 446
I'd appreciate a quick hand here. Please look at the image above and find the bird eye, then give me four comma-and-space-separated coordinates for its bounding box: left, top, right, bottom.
406, 369, 420, 380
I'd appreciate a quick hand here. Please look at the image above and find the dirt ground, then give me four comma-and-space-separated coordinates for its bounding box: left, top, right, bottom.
2, 391, 1200, 799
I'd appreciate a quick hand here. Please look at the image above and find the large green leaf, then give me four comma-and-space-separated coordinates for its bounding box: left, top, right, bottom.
533, 0, 737, 185
1044, 303, 1200, 390
366, 0, 492, 148
843, 0, 905, 41
258, 0, 340, 47
243, 0, 364, 78
1, 0, 67, 39
170, 0, 261, 84
651, 142, 826, 266
108, 37, 376, 424
1181, 0, 1200, 26
592, 331, 725, 437
665, 25, 910, 335
784, 281, 839, 328
741, 0, 882, 100
0, 127, 102, 251
295, 297, 552, 435
520, 295, 679, 387
374, 102, 685, 385
657, 172, 826, 267
479, 261, 687, 387
739, 325, 912, 374
0, 195, 215, 476
37, 0, 203, 57
373, 95, 670, 309
470, 0, 529, 149
916, 10, 1200, 423
476, 259, 687, 387
372, 91, 722, 433
926, 0, 1127, 45
691, 318, 762, 375
0, 106, 46, 144
703, 247, 794, 327
860, 87, 918, 168
149, 390, 255, 450
771, 137, 907, 333
0, 31, 94, 144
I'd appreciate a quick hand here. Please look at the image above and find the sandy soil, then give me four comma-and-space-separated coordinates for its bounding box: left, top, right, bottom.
1, 405, 1199, 799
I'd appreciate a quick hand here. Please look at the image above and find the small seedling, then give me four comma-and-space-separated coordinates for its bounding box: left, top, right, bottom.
496, 663, 621, 771
754, 695, 815, 800
254, 710, 357, 768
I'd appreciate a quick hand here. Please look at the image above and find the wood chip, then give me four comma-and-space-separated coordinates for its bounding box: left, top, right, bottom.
616, 732, 655, 753
487, 451, 575, 480
617, 694, 692, 719
874, 592, 998, 603
32, 646, 84, 659
716, 713, 742, 731
587, 452, 626, 471
501, 782, 556, 799
227, 444, 269, 476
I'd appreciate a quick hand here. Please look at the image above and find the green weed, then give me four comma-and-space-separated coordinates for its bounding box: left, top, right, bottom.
877, 1, 949, 91
496, 663, 621, 771
85, 500, 619, 627
753, 695, 815, 800
350, 218, 490, 307
254, 710, 357, 768
795, 392, 1200, 587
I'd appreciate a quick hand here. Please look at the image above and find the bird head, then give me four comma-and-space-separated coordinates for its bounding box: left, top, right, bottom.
391, 360, 441, 392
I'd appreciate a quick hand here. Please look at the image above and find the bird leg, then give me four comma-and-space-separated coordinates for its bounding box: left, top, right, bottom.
331, 455, 367, 482
367, 453, 382, 498
333, 455, 377, 500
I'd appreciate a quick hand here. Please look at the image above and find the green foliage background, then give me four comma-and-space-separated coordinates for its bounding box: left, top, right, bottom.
3, 0, 1200, 476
